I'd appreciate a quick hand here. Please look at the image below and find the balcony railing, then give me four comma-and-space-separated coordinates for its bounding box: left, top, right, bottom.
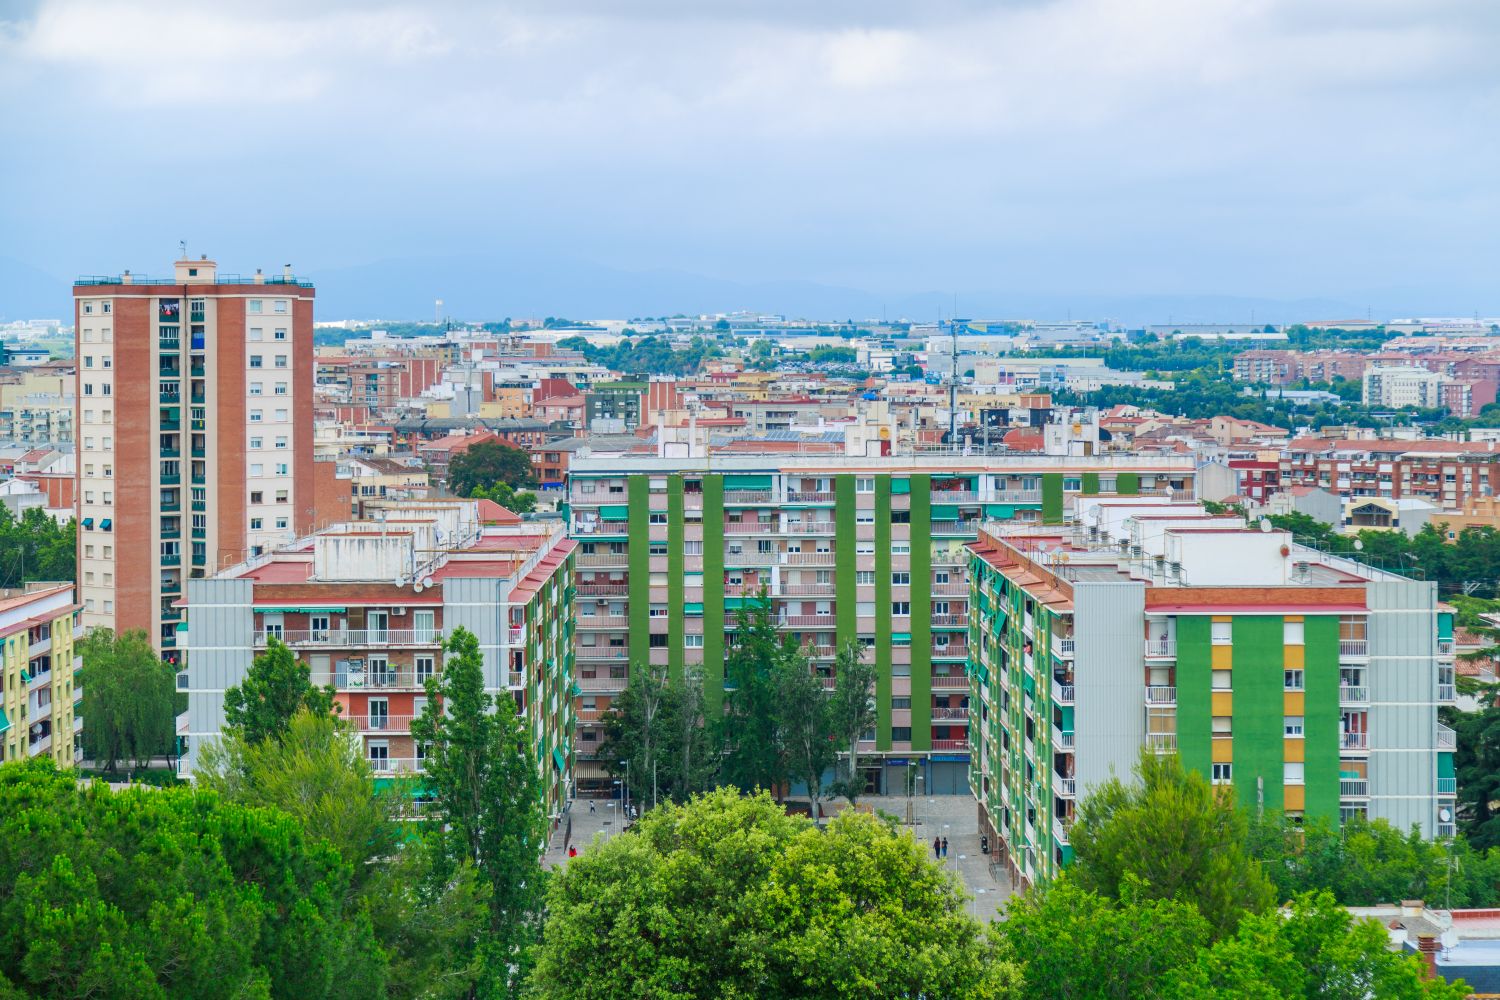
930, 490, 980, 503
576, 648, 629, 661
932, 583, 970, 596
1339, 685, 1369, 704
577, 615, 629, 629
1438, 723, 1456, 751
931, 614, 969, 628
575, 709, 607, 722
802, 644, 836, 658
1052, 680, 1075, 705
994, 489, 1042, 503
572, 522, 628, 536
367, 757, 425, 775
724, 521, 775, 534
1146, 686, 1176, 705
787, 521, 837, 535
1341, 732, 1369, 750
577, 552, 629, 567
1439, 683, 1456, 703
1055, 638, 1075, 657
1053, 725, 1075, 751
779, 614, 837, 628
933, 644, 968, 659
1056, 777, 1076, 798
345, 714, 416, 732
931, 739, 968, 751
786, 491, 835, 503
257, 629, 442, 648
1339, 778, 1369, 798
781, 552, 836, 566
1438, 777, 1457, 796
722, 490, 773, 504
929, 520, 980, 536
777, 584, 837, 597
1146, 733, 1177, 753
576, 583, 630, 597
1438, 639, 1455, 656
931, 674, 968, 689
933, 707, 969, 721
577, 674, 629, 692
1145, 638, 1176, 657
1339, 639, 1369, 657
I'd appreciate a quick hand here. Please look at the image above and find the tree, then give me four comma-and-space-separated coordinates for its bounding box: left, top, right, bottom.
827, 640, 879, 807
222, 636, 336, 746
664, 666, 718, 802
446, 440, 537, 497
410, 626, 548, 998
196, 709, 397, 878
597, 661, 671, 809
1070, 751, 1275, 938
0, 505, 76, 588
777, 640, 835, 821
78, 628, 176, 771
718, 594, 795, 794
531, 788, 1021, 998
468, 481, 538, 513
998, 878, 1211, 999
0, 758, 385, 999
1445, 701, 1500, 848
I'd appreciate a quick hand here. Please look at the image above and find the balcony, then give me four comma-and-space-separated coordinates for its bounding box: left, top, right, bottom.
724, 521, 774, 535
1056, 777, 1077, 799
781, 552, 836, 567
576, 648, 629, 662
1146, 686, 1176, 705
577, 552, 630, 568
933, 706, 969, 721
345, 714, 417, 733
722, 490, 773, 504
577, 615, 629, 629
1145, 638, 1176, 658
788, 521, 836, 536
1339, 686, 1369, 705
994, 489, 1042, 503
932, 582, 969, 597
776, 584, 837, 597
931, 614, 969, 628
159, 335, 180, 351
1438, 777, 1457, 796
1052, 725, 1075, 752
1439, 683, 1456, 703
1341, 732, 1369, 751
786, 491, 835, 503
931, 673, 968, 689
576, 583, 629, 597
932, 644, 968, 660
575, 709, 607, 723
367, 757, 425, 775
572, 523, 628, 537
577, 674, 628, 693
931, 739, 968, 751
931, 552, 968, 568
779, 614, 837, 629
1437, 639, 1455, 656
1339, 778, 1369, 798
1339, 639, 1369, 658
1051, 679, 1075, 705
1054, 638, 1075, 658
258, 628, 442, 648
930, 520, 980, 536
931, 490, 980, 503
1438, 723, 1456, 751
1146, 733, 1177, 753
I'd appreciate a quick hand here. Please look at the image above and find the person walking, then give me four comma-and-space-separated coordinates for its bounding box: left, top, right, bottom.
932, 836, 942, 859
941, 837, 949, 859
588, 800, 596, 814
568, 845, 577, 859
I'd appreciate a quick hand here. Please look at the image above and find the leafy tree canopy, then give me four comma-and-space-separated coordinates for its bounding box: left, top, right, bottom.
222, 636, 337, 745
446, 440, 537, 497
78, 628, 177, 772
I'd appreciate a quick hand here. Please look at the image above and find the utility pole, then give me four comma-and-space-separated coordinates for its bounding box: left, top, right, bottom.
949, 319, 959, 454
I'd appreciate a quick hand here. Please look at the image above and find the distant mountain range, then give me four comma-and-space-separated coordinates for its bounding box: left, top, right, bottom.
0, 251, 1452, 328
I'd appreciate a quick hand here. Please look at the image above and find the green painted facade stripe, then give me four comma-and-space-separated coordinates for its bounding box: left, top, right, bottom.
835, 475, 858, 650
1304, 615, 1341, 820
1232, 616, 1284, 815
627, 477, 652, 670
909, 474, 932, 750
667, 476, 685, 679
701, 475, 725, 717
1081, 472, 1100, 495
1176, 616, 1213, 779
1116, 472, 1140, 495
1041, 473, 1064, 523
875, 478, 893, 749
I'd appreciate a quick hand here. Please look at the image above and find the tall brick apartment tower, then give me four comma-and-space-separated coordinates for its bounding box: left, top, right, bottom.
73, 257, 335, 659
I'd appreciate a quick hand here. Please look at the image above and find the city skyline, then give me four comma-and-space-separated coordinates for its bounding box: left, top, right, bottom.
3, 1, 1499, 320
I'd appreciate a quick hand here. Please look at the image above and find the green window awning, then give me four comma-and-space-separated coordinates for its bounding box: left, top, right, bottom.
81, 517, 94, 528
985, 504, 1015, 519
891, 478, 911, 495
1060, 706, 1075, 729
723, 474, 773, 489
1438, 612, 1454, 640
1021, 672, 1036, 697
253, 606, 347, 614
931, 505, 961, 519
684, 603, 704, 615
552, 747, 566, 771
0, 707, 8, 734
724, 597, 763, 610
100, 518, 112, 530
893, 632, 911, 642
598, 506, 630, 521
1439, 753, 1455, 780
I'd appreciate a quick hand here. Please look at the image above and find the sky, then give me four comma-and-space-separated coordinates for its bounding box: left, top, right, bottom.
2, 0, 1499, 322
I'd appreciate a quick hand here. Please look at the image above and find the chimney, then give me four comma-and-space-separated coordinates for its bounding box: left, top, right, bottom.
254, 268, 265, 285
121, 269, 132, 285
283, 264, 293, 280
1416, 933, 1439, 979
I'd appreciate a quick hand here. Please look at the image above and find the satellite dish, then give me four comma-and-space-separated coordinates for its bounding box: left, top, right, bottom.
412, 583, 423, 593
1439, 806, 1454, 824
422, 576, 435, 588
1353, 539, 1364, 551
1259, 519, 1272, 533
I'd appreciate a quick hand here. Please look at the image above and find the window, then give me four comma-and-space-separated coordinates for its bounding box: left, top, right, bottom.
249, 463, 264, 476
855, 571, 875, 585
274, 409, 287, 421
648, 605, 668, 618
685, 635, 704, 648
892, 727, 912, 741
249, 409, 263, 422
1211, 621, 1232, 645
1284, 620, 1305, 645
891, 572, 910, 586
1211, 669, 1232, 690
250, 491, 263, 504
274, 355, 288, 368
249, 382, 263, 396
250, 518, 264, 530
1284, 762, 1305, 785
249, 436, 263, 449
1211, 763, 1232, 784
892, 697, 912, 709
648, 634, 667, 648
1284, 669, 1304, 691
648, 513, 667, 525
250, 355, 263, 368
273, 299, 288, 314
275, 490, 288, 502
935, 571, 950, 585
649, 543, 668, 556
892, 602, 911, 616
274, 328, 287, 340
275, 436, 288, 449
856, 477, 875, 493
1212, 716, 1232, 735
275, 463, 289, 476
249, 327, 264, 341
1284, 715, 1304, 737
274, 382, 287, 395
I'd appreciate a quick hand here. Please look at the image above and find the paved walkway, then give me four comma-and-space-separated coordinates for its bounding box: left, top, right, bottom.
544, 792, 1014, 923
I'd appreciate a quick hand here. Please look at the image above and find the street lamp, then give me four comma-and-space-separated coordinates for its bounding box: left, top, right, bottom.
620, 759, 630, 823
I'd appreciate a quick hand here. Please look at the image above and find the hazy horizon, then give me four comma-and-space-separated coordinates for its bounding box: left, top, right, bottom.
3, 1, 1498, 322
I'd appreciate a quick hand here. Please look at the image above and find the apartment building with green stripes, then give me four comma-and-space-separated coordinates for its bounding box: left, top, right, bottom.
563, 455, 1197, 796
967, 498, 1458, 890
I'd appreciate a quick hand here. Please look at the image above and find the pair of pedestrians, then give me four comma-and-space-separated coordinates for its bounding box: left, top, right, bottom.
931, 836, 949, 860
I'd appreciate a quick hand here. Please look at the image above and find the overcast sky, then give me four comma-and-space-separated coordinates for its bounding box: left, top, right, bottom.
2, 0, 1498, 320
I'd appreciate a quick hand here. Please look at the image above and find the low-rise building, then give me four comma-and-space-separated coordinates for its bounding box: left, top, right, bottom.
0, 583, 82, 767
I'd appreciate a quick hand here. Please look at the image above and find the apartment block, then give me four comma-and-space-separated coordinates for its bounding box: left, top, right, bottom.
1282, 439, 1500, 508
181, 499, 576, 820
74, 257, 339, 658
564, 456, 1196, 797
0, 584, 82, 767
967, 501, 1457, 889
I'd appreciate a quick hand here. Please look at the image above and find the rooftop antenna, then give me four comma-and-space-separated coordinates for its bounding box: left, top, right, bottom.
178, 240, 187, 259
949, 317, 959, 454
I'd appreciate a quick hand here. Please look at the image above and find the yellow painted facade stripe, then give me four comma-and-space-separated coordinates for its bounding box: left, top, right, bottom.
1284, 785, 1306, 811
1212, 738, 1234, 763
1212, 644, 1233, 670
1211, 691, 1234, 716
1284, 644, 1305, 669
1284, 691, 1305, 715
1284, 738, 1305, 763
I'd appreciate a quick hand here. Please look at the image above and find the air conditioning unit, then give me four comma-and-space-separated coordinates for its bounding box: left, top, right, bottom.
392, 607, 406, 616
